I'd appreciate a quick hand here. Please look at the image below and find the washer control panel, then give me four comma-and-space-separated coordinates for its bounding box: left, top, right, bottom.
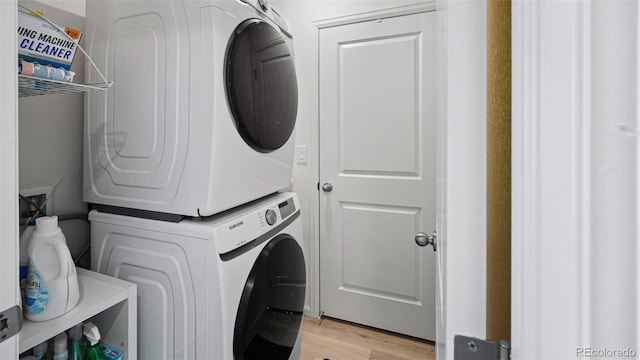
265, 209, 277, 225
260, 198, 296, 227
216, 194, 299, 255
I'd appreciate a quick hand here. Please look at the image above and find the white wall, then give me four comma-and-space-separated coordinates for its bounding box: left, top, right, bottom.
40, 0, 85, 17
18, 0, 89, 267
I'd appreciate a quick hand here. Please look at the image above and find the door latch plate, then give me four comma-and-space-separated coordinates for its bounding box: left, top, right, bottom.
0, 305, 23, 344
454, 335, 510, 360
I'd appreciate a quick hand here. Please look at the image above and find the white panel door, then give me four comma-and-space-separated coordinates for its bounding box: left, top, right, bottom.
319, 11, 436, 340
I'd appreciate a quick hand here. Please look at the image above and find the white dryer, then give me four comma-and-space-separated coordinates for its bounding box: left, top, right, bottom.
84, 0, 298, 217
90, 192, 306, 359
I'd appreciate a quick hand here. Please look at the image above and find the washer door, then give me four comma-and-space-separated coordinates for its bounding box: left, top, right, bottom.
225, 19, 298, 153
234, 234, 306, 359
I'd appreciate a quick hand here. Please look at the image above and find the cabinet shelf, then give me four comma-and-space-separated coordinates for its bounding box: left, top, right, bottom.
18, 74, 110, 98
19, 268, 137, 355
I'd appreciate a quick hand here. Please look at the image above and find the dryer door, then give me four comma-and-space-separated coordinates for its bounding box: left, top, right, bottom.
234, 234, 306, 359
225, 19, 298, 153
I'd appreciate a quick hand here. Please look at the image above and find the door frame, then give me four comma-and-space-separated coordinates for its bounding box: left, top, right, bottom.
435, 1, 487, 358
311, 2, 487, 359
512, 1, 640, 358
0, 0, 19, 358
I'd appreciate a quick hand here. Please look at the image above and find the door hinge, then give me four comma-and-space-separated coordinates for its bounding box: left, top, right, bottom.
454, 335, 510, 360
0, 305, 23, 344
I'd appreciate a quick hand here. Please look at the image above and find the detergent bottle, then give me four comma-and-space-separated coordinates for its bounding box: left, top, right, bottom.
53, 332, 69, 360
19, 218, 36, 296
24, 216, 79, 321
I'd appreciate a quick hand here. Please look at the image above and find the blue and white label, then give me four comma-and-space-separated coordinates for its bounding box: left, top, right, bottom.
19, 265, 28, 291
25, 264, 48, 314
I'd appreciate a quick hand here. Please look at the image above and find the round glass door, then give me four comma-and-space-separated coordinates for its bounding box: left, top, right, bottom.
233, 235, 306, 359
225, 19, 298, 153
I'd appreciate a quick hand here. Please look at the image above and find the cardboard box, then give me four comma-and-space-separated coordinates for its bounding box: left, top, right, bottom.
100, 344, 124, 360
17, 10, 82, 71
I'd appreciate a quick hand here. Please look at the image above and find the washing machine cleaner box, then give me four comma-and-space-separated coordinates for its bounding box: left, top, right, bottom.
18, 10, 82, 71
24, 216, 79, 321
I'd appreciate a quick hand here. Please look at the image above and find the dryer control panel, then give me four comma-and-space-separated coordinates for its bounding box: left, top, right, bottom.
215, 193, 299, 255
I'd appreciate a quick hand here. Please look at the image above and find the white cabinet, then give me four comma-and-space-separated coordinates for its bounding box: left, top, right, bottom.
20, 268, 137, 359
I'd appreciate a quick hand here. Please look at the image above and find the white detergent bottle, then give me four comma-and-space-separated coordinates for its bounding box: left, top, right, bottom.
25, 216, 80, 321
53, 332, 69, 360
19, 219, 36, 295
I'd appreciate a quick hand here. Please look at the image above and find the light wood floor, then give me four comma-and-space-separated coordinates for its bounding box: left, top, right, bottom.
300, 316, 435, 360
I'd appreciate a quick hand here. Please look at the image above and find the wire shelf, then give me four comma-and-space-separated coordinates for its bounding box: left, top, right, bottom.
17, 4, 113, 98
18, 74, 109, 97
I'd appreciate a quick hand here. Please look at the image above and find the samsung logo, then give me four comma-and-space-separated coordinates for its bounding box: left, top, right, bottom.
228, 221, 244, 231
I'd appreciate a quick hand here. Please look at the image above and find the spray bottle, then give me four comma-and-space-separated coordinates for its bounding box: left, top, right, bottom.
83, 322, 106, 360
68, 323, 83, 360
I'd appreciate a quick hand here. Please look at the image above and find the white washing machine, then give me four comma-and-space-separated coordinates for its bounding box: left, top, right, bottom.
90, 192, 306, 359
84, 0, 299, 217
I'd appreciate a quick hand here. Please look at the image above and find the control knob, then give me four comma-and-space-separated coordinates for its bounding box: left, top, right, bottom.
265, 209, 277, 226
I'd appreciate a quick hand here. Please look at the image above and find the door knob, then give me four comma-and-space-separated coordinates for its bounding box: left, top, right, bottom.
322, 183, 333, 192
415, 231, 437, 251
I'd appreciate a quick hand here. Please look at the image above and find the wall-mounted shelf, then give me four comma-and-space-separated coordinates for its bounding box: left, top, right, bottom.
18, 74, 109, 98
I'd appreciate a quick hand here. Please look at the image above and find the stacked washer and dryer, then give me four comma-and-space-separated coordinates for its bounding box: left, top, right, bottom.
83, 0, 305, 359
